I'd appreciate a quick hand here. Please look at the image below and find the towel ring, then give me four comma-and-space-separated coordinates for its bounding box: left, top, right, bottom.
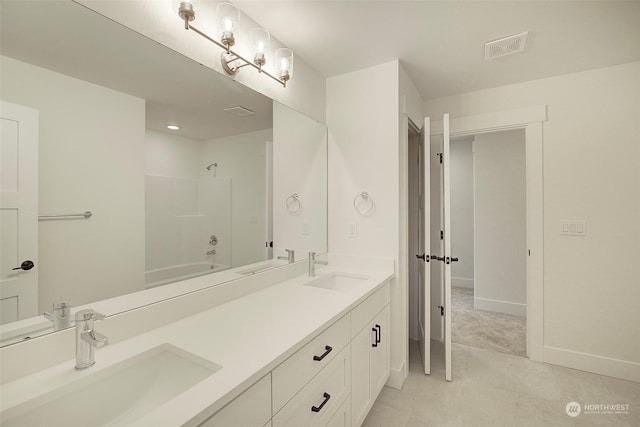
353, 191, 375, 216
286, 193, 302, 214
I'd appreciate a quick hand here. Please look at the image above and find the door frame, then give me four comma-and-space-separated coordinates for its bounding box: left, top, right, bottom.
430, 105, 546, 361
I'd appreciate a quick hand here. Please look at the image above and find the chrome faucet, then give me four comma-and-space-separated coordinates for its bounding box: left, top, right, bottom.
308, 252, 328, 277
75, 309, 108, 370
44, 300, 71, 331
277, 249, 295, 264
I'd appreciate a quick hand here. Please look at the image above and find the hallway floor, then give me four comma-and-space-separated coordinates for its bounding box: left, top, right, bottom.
452, 286, 526, 356
362, 340, 640, 427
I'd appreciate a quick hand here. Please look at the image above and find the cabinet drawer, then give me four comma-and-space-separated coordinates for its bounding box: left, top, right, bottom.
350, 281, 390, 337
325, 395, 351, 427
272, 314, 350, 412
198, 374, 271, 427
273, 346, 351, 427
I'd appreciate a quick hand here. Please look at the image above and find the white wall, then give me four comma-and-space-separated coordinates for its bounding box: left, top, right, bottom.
273, 102, 327, 257
473, 130, 526, 316
450, 139, 474, 289
424, 61, 640, 379
202, 129, 272, 267
328, 60, 411, 387
0, 56, 145, 310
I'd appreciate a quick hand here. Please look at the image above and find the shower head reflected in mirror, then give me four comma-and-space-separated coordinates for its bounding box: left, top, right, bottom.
206, 162, 218, 177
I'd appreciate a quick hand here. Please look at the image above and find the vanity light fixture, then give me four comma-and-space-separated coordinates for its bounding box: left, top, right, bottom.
166, 124, 180, 130
176, 1, 293, 87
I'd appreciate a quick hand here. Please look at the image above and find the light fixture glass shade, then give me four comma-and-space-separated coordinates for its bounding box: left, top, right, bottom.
275, 48, 293, 83
251, 28, 270, 67
217, 2, 239, 47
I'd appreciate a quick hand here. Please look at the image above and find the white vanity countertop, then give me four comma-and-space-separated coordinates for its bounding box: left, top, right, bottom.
0, 259, 290, 346
0, 265, 393, 427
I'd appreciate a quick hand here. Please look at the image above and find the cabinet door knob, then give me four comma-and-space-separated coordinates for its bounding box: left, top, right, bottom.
312, 345, 333, 361
311, 392, 331, 413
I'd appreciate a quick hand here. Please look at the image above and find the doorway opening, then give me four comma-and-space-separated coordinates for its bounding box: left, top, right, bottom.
405, 106, 546, 380
450, 130, 527, 357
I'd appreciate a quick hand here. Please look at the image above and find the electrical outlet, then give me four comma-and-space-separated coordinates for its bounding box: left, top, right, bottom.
561, 221, 586, 236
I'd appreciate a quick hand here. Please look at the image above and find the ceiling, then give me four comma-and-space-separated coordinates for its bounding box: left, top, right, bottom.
0, 0, 273, 141
235, 0, 640, 100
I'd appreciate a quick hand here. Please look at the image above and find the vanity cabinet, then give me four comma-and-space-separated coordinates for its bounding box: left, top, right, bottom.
350, 283, 391, 427
199, 374, 271, 427
273, 346, 350, 427
325, 395, 352, 427
198, 280, 391, 427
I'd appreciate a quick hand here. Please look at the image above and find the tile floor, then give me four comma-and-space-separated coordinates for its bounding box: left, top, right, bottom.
362, 340, 640, 427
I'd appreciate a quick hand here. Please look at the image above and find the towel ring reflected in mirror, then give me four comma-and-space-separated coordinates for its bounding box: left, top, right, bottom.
353, 191, 375, 216
286, 193, 302, 214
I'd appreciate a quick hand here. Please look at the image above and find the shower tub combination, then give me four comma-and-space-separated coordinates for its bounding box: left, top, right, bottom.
145, 262, 230, 289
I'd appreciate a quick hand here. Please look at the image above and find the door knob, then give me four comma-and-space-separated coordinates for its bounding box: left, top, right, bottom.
431, 255, 444, 262
12, 260, 35, 271
445, 257, 459, 265
415, 253, 430, 262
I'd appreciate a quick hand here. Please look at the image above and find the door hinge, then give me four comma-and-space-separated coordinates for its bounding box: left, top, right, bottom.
437, 153, 443, 163
438, 305, 444, 316
440, 230, 443, 240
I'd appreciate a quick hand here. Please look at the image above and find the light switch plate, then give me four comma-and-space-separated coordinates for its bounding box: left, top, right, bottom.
348, 223, 357, 238
561, 220, 586, 236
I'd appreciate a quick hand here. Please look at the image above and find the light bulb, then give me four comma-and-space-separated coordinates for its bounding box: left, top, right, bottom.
251, 28, 270, 67
275, 48, 293, 84
223, 17, 234, 32
217, 3, 239, 47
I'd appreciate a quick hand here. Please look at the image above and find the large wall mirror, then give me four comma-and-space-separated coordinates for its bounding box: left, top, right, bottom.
0, 0, 327, 347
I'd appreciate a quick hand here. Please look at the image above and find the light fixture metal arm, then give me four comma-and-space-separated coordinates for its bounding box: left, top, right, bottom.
186, 23, 287, 87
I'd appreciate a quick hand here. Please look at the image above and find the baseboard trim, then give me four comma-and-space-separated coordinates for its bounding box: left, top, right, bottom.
452, 277, 474, 289
544, 345, 640, 383
386, 362, 406, 390
474, 297, 526, 317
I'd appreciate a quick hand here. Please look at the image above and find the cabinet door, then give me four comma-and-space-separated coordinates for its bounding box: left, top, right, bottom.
370, 306, 390, 398
350, 325, 373, 427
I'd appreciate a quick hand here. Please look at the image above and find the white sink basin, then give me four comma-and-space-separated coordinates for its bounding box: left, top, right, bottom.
305, 273, 370, 294
1, 344, 221, 427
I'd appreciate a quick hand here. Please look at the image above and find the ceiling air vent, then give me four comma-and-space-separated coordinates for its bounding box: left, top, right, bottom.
223, 106, 255, 117
484, 31, 528, 60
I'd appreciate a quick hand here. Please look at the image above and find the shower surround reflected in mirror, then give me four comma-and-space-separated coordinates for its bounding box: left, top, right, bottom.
0, 1, 327, 347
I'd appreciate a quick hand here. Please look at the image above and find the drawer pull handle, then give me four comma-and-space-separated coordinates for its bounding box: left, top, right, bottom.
311, 392, 331, 413
375, 324, 381, 344
313, 345, 333, 361
372, 327, 378, 347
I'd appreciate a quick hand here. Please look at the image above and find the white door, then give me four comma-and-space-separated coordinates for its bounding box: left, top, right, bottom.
0, 101, 39, 324
442, 114, 453, 381
418, 117, 431, 374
